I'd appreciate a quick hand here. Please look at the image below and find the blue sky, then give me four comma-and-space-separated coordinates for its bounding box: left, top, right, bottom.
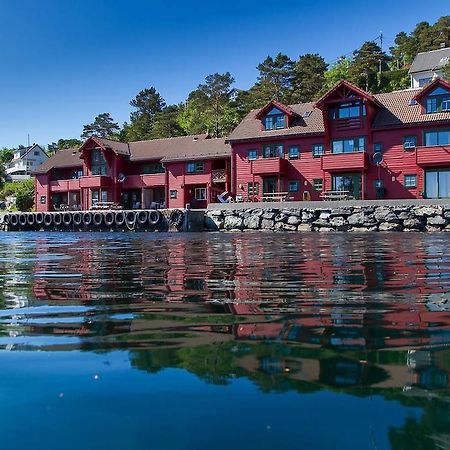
0, 0, 446, 148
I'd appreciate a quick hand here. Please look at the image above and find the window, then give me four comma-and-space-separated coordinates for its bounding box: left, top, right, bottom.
169, 190, 177, 199
247, 149, 258, 160
40, 196, 46, 204
312, 144, 324, 157
194, 188, 207, 200
288, 181, 299, 192
263, 144, 284, 158
424, 130, 450, 147
71, 169, 83, 179
332, 173, 362, 199
425, 86, 450, 113
143, 163, 164, 174
288, 146, 299, 159
403, 135, 417, 149
331, 137, 366, 154
329, 101, 366, 119
425, 169, 450, 198
34, 151, 40, 156
373, 143, 383, 153
404, 174, 417, 188
263, 107, 286, 130
91, 149, 107, 175
186, 161, 204, 173
247, 182, 259, 195
419, 77, 432, 87
313, 179, 323, 191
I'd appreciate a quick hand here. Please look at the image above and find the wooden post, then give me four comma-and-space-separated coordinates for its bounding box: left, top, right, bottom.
361, 171, 365, 200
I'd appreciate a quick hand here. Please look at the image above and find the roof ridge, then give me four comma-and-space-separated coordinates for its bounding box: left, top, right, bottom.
416, 47, 450, 55
129, 133, 209, 145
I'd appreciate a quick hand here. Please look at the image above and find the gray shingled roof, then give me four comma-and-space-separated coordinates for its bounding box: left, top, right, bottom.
34, 135, 231, 174
129, 134, 230, 162
227, 86, 450, 142
409, 47, 450, 74
227, 102, 324, 143
33, 148, 82, 174
372, 88, 450, 128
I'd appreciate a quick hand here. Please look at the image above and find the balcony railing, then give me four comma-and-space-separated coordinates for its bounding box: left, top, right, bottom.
322, 151, 368, 171
79, 175, 111, 188
334, 117, 362, 131
250, 157, 287, 175
50, 179, 81, 191
211, 169, 227, 183
416, 145, 450, 166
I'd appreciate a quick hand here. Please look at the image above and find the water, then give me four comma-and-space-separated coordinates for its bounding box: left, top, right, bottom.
0, 232, 449, 450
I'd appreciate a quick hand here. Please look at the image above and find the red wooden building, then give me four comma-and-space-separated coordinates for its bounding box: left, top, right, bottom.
34, 134, 231, 212
228, 78, 450, 201
34, 78, 450, 211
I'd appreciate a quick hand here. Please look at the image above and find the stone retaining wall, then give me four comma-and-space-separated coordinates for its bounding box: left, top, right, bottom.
205, 205, 450, 232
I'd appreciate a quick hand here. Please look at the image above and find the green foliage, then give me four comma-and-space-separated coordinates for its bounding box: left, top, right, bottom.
43, 14, 450, 147
177, 73, 239, 137
0, 179, 34, 211
443, 63, 450, 81
130, 87, 166, 122
377, 69, 410, 92
291, 53, 328, 103
0, 148, 14, 164
348, 41, 390, 92
390, 16, 450, 67
123, 87, 167, 141
47, 138, 82, 154
81, 113, 120, 139
321, 58, 351, 93
256, 53, 294, 103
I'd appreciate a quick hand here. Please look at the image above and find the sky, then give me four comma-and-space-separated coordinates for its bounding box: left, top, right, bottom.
0, 0, 447, 148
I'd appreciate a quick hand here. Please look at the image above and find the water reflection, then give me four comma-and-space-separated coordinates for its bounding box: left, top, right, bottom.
0, 232, 449, 449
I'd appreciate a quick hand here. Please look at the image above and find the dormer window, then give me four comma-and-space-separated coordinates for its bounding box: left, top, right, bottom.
264, 107, 286, 130
329, 101, 366, 120
425, 86, 450, 113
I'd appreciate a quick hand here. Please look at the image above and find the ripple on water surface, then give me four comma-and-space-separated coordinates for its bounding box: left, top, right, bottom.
0, 231, 449, 450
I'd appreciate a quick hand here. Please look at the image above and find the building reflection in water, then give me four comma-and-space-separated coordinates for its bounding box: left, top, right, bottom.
6, 233, 444, 397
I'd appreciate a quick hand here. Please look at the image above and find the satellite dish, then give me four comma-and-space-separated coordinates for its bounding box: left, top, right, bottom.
117, 173, 126, 183
372, 152, 383, 165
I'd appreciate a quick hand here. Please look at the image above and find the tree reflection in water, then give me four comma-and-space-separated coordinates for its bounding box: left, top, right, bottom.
0, 232, 449, 449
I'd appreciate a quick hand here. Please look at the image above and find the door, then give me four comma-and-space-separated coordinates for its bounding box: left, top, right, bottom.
425, 169, 450, 198
263, 177, 278, 194
332, 173, 362, 199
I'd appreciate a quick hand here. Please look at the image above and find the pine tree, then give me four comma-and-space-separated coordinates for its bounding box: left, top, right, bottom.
81, 113, 120, 139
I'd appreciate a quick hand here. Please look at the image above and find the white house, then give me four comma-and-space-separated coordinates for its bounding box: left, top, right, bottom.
409, 46, 450, 88
5, 144, 49, 181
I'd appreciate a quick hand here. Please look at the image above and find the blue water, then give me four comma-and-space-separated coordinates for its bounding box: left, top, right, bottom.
0, 232, 448, 450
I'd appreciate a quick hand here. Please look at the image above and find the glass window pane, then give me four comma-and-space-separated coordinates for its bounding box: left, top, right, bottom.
332, 141, 343, 154
426, 171, 439, 198
276, 115, 285, 128
343, 139, 354, 153
438, 171, 450, 198
425, 132, 438, 146
438, 131, 450, 145
358, 138, 365, 151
